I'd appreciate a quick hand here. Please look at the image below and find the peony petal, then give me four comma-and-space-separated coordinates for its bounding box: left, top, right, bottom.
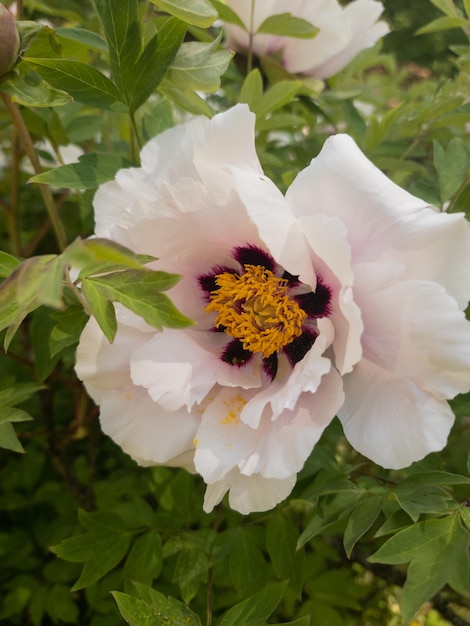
130, 329, 262, 411
288, 135, 470, 307
240, 318, 335, 428
99, 385, 198, 466
339, 359, 455, 469
297, 214, 363, 374
353, 270, 470, 398
305, 0, 389, 79
231, 167, 316, 286
75, 315, 150, 403
203, 469, 297, 514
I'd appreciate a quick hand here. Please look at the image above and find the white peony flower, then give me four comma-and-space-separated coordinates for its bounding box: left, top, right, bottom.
75, 104, 470, 514
223, 0, 389, 79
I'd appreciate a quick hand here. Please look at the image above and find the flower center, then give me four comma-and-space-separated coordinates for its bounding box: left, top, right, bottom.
205, 264, 307, 358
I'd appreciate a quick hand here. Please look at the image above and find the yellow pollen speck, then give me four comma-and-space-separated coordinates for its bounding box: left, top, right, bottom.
205, 264, 306, 358
219, 394, 247, 425
193, 438, 199, 447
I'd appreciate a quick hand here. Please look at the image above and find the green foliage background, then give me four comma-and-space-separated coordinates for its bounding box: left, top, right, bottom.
0, 0, 469, 625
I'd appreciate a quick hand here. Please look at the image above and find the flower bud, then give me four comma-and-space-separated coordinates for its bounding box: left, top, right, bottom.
0, 4, 19, 77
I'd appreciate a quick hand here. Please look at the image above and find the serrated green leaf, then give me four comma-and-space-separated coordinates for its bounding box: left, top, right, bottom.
0, 72, 72, 107
123, 531, 163, 585
220, 582, 287, 626
23, 58, 123, 110
257, 13, 318, 38
84, 269, 193, 330
343, 495, 382, 557
0, 251, 20, 278
394, 485, 452, 522
81, 279, 117, 342
267, 513, 304, 597
374, 509, 413, 538
30, 152, 134, 189
128, 18, 187, 113
149, 0, 217, 27
416, 15, 469, 34
209, 0, 245, 28
369, 514, 470, 623
113, 585, 202, 626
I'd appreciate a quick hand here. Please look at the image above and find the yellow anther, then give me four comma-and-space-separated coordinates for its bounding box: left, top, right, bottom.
205, 265, 306, 358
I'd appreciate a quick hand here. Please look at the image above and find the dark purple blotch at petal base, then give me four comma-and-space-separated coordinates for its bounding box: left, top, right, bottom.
295, 279, 331, 318
222, 339, 254, 367
234, 245, 275, 272
262, 353, 278, 381
283, 330, 317, 367
198, 266, 237, 300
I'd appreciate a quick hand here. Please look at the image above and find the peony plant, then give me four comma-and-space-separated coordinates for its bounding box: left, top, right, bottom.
75, 104, 470, 514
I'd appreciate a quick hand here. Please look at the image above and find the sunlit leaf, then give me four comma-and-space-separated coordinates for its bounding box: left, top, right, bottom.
149, 0, 217, 27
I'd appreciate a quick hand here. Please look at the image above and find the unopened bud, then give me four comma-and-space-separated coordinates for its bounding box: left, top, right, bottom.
0, 4, 19, 76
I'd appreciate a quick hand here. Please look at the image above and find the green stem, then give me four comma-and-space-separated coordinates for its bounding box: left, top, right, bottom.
445, 173, 470, 213
129, 111, 142, 161
5, 130, 22, 256
0, 92, 67, 251
247, 0, 256, 74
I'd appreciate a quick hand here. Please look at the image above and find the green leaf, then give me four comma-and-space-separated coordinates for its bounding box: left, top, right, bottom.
159, 82, 214, 116
149, 0, 218, 27
433, 138, 470, 202
429, 0, 460, 16
269, 619, 311, 626
465, 0, 470, 18
166, 33, 232, 93
91, 0, 142, 104
0, 251, 20, 278
257, 13, 318, 38
229, 528, 267, 596
123, 530, 163, 585
30, 152, 134, 189
257, 80, 302, 118
51, 511, 135, 590
0, 407, 33, 453
369, 514, 470, 623
0, 72, 72, 107
113, 584, 201, 626
55, 26, 107, 52
238, 69, 263, 110
416, 15, 469, 34
81, 279, 117, 342
220, 582, 288, 626
267, 513, 305, 597
23, 58, 123, 110
83, 269, 193, 331
64, 238, 143, 272
49, 305, 88, 357
0, 255, 65, 350
128, 18, 187, 113
209, 0, 245, 28
0, 382, 46, 406
343, 495, 382, 557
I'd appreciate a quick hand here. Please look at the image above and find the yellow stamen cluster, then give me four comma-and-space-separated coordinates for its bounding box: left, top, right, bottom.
206, 264, 306, 358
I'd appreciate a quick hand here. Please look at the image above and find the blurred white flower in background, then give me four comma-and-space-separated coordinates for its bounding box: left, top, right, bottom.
223, 0, 389, 78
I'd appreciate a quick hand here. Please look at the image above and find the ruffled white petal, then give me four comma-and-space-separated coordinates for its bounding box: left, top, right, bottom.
288, 134, 470, 307
203, 469, 297, 514
338, 359, 455, 469
130, 329, 262, 412
98, 386, 198, 466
